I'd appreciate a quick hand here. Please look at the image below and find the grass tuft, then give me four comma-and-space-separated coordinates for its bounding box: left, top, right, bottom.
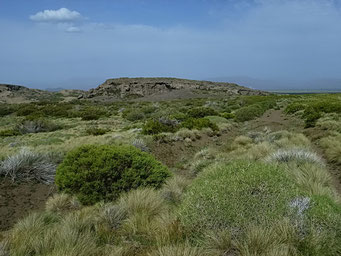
45, 193, 81, 213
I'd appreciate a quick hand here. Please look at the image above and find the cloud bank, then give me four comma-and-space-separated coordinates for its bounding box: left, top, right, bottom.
30, 8, 82, 22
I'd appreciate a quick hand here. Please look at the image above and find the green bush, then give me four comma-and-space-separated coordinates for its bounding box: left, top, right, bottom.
179, 160, 341, 254
303, 107, 321, 128
179, 161, 297, 237
142, 119, 178, 135
220, 112, 235, 119
285, 103, 307, 114
0, 128, 20, 137
55, 144, 172, 205
123, 110, 145, 122
0, 104, 16, 117
16, 116, 61, 134
85, 127, 108, 136
40, 104, 73, 118
141, 105, 157, 115
74, 107, 108, 121
181, 118, 218, 131
187, 107, 218, 118
16, 104, 40, 116
234, 105, 264, 122
311, 100, 341, 114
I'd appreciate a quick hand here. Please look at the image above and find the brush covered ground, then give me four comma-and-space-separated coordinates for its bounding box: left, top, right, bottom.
0, 93, 340, 256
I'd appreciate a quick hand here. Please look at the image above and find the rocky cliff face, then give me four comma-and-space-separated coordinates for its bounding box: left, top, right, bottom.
82, 77, 269, 100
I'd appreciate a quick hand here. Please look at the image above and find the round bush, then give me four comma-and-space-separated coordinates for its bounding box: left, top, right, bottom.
179, 161, 299, 235
179, 160, 341, 254
234, 105, 264, 122
55, 145, 172, 205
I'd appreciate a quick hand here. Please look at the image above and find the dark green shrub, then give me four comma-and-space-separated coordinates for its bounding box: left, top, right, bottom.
142, 119, 178, 135
220, 112, 235, 119
16, 104, 40, 116
141, 105, 157, 115
181, 118, 218, 131
171, 112, 188, 122
285, 103, 306, 114
187, 107, 218, 118
16, 117, 61, 134
74, 107, 108, 121
0, 128, 20, 137
55, 145, 172, 205
311, 100, 341, 114
41, 104, 73, 118
124, 110, 145, 122
0, 104, 16, 117
80, 112, 100, 121
85, 127, 108, 136
303, 107, 321, 128
234, 105, 264, 122
257, 100, 276, 110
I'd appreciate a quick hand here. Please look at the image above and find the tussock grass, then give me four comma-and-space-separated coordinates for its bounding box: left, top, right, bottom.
233, 135, 253, 147
317, 119, 341, 132
235, 222, 298, 256
265, 148, 324, 166
203, 229, 233, 255
285, 163, 338, 200
161, 175, 191, 204
148, 242, 205, 256
132, 138, 150, 152
320, 134, 341, 164
173, 129, 201, 141
0, 147, 56, 184
0, 240, 9, 256
117, 188, 167, 219
247, 142, 274, 160
45, 193, 81, 213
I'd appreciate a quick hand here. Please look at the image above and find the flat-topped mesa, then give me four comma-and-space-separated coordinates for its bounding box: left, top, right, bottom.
84, 77, 269, 99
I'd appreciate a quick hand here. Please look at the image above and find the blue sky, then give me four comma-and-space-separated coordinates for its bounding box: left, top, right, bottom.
1, 0, 341, 89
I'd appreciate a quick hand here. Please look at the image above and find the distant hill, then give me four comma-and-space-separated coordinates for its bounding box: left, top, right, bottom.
80, 77, 269, 101
45, 87, 66, 92
0, 84, 84, 103
208, 76, 341, 92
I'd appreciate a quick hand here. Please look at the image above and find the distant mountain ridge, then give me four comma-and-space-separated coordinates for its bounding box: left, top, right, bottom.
0, 77, 269, 103
207, 77, 341, 91
80, 77, 269, 100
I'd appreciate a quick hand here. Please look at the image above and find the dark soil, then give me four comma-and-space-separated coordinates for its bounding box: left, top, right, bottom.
248, 109, 304, 132
0, 178, 55, 231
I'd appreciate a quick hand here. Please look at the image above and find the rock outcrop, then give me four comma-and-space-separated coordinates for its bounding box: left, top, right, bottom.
83, 77, 269, 100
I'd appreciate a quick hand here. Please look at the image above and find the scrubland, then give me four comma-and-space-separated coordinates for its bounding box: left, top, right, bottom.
0, 93, 340, 256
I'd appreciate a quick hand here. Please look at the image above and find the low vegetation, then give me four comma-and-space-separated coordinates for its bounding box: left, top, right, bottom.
55, 144, 171, 205
1, 93, 341, 255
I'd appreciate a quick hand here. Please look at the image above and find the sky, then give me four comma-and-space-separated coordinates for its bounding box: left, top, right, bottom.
0, 0, 341, 90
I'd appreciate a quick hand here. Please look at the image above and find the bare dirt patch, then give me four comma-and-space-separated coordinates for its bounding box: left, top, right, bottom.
0, 178, 55, 231
249, 109, 304, 132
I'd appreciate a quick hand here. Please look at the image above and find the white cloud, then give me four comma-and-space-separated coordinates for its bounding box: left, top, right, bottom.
65, 26, 81, 33
30, 8, 82, 22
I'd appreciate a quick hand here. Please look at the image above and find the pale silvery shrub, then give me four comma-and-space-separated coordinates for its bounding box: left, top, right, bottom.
266, 148, 324, 166
0, 147, 56, 184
